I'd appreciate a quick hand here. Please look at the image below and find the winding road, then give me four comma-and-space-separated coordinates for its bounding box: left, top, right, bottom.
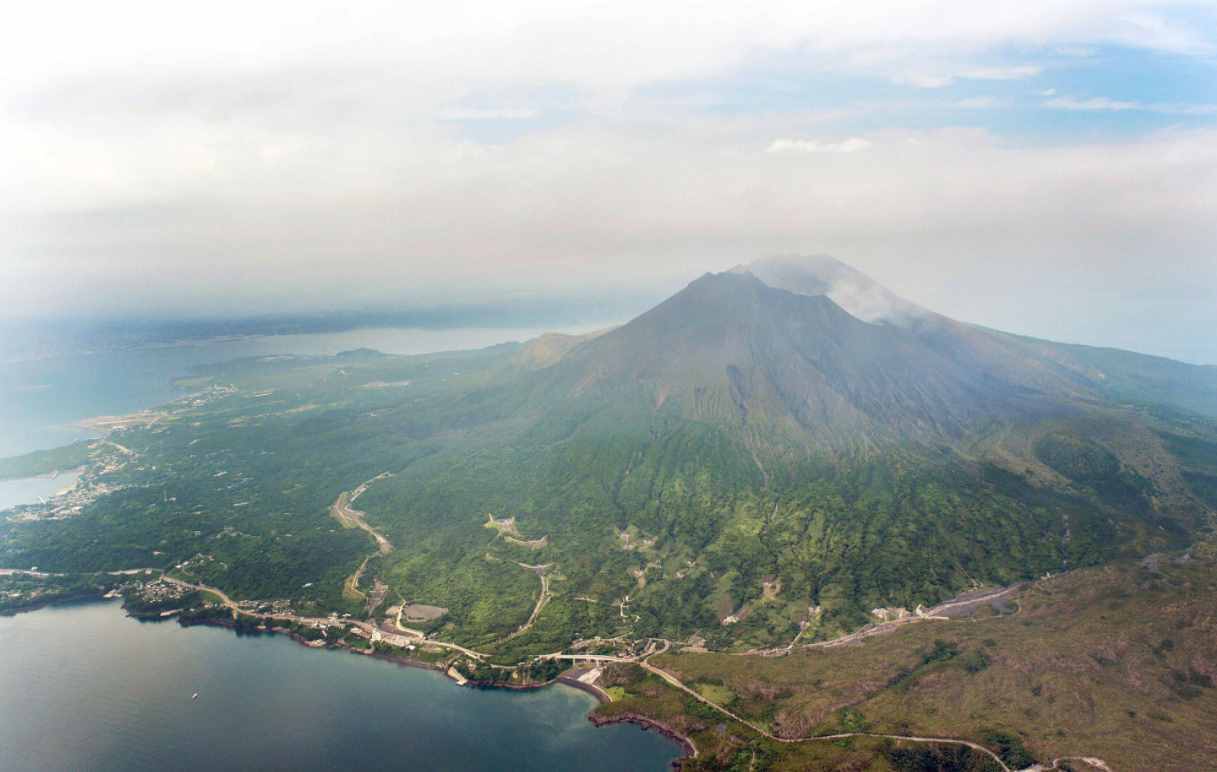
330, 474, 394, 556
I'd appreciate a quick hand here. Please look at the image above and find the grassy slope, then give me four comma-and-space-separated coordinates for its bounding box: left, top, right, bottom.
599, 546, 1217, 771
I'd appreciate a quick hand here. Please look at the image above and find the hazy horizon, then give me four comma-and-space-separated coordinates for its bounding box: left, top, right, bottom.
4, 255, 1215, 366
3, 2, 1215, 363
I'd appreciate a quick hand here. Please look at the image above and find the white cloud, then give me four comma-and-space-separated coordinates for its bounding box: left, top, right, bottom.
1039, 88, 1058, 96
1, 0, 1215, 351
766, 137, 873, 154
961, 65, 1043, 81
893, 64, 1041, 89
954, 96, 1002, 109
892, 73, 956, 89
437, 108, 539, 121
2, 1, 1211, 102
1044, 96, 1217, 114
1044, 96, 1141, 111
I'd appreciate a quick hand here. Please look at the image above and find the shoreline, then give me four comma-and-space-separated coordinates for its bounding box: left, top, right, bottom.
0, 591, 113, 618
589, 712, 698, 763
556, 672, 614, 704
162, 611, 695, 763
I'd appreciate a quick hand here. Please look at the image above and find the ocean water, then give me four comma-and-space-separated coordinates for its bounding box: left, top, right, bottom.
0, 602, 682, 772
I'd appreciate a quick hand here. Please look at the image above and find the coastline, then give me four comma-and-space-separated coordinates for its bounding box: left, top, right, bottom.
167, 610, 696, 762
4, 577, 695, 769
588, 712, 698, 763
556, 672, 614, 704
0, 594, 689, 772
0, 591, 114, 618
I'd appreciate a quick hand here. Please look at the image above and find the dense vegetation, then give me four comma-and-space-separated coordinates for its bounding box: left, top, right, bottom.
0, 572, 119, 615
595, 546, 1217, 770
2, 271, 1215, 661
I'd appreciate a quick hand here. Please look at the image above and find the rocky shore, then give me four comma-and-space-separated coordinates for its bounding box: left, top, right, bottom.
589, 712, 697, 764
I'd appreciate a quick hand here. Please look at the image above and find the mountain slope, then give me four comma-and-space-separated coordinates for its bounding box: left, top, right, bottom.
539, 270, 1081, 452
3, 257, 1216, 657
744, 255, 1217, 419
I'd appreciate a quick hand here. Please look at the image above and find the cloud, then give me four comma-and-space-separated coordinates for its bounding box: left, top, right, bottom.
766, 137, 872, 154
1044, 96, 1217, 114
893, 63, 1041, 89
4, 115, 1216, 360
954, 96, 1002, 109
1044, 96, 1140, 111
961, 65, 1043, 81
437, 108, 539, 121
892, 73, 956, 89
1, 0, 1216, 364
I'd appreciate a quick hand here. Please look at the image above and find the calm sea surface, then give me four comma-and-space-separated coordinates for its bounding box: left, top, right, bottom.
0, 602, 681, 772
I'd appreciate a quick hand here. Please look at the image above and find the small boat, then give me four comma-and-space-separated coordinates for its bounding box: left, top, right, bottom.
191, 692, 199, 701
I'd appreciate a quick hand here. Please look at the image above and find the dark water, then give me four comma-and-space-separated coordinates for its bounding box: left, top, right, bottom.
0, 602, 681, 772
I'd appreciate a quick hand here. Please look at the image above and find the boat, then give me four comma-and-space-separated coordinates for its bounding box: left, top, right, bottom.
191, 692, 199, 701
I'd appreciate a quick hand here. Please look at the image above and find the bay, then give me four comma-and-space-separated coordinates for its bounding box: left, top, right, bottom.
0, 324, 679, 771
0, 470, 82, 512
0, 601, 682, 772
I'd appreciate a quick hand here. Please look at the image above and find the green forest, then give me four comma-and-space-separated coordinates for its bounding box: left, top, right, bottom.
3, 330, 1214, 659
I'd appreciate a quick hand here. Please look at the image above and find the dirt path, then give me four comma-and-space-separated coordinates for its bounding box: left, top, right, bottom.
101, 439, 137, 457
393, 603, 427, 638
741, 584, 1024, 657
329, 474, 395, 601
539, 642, 1032, 772
492, 564, 553, 645
344, 555, 371, 601
521, 572, 550, 632
637, 658, 1019, 771
1032, 758, 1114, 772
330, 474, 394, 556
538, 581, 1108, 772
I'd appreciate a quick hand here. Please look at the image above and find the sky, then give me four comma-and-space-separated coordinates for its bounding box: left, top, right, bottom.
2, 1, 1215, 362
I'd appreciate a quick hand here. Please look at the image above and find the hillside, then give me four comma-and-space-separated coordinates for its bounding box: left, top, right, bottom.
2, 257, 1215, 660
596, 544, 1217, 771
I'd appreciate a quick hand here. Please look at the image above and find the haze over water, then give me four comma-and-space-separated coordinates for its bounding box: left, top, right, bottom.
0, 326, 573, 458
